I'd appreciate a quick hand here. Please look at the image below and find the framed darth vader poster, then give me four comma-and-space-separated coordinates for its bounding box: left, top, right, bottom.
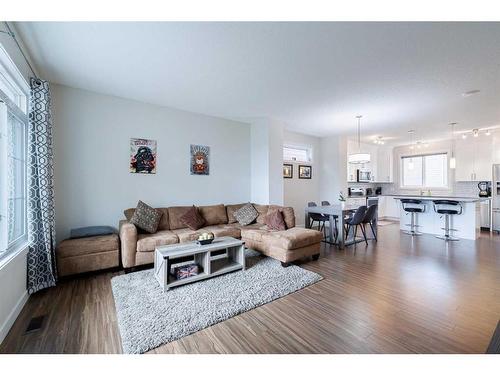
190, 144, 210, 175
130, 138, 157, 174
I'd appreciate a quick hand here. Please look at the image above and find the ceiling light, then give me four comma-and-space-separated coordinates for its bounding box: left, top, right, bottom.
348, 115, 371, 164
486, 129, 491, 136
473, 129, 479, 137
462, 133, 467, 139
462, 89, 481, 97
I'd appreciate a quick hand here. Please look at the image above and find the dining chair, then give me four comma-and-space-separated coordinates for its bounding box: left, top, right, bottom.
344, 205, 368, 245
320, 200, 338, 242
308, 202, 328, 237
361, 204, 378, 241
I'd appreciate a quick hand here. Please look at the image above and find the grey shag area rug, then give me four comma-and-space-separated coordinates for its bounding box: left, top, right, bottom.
111, 250, 322, 354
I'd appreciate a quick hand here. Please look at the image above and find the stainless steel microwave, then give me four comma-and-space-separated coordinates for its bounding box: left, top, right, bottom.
357, 169, 372, 182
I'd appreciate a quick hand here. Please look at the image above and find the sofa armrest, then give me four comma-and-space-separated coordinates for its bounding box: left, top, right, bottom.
119, 220, 138, 268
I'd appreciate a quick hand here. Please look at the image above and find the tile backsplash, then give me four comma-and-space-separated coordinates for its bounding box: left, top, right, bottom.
348, 181, 483, 197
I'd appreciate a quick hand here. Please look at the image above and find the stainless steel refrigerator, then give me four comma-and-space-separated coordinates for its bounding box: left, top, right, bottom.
493, 164, 500, 232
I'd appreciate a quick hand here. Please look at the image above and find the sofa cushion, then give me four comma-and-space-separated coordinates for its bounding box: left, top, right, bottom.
233, 203, 259, 226
268, 205, 295, 229
227, 222, 266, 230
136, 230, 179, 252
226, 203, 246, 224
180, 205, 206, 230
261, 227, 323, 250
57, 234, 119, 258
124, 208, 135, 221
70, 226, 116, 239
168, 206, 193, 230
199, 204, 228, 225
240, 228, 269, 242
172, 228, 204, 243
264, 210, 286, 231
130, 200, 163, 233
203, 224, 241, 239
124, 207, 170, 230
253, 204, 269, 224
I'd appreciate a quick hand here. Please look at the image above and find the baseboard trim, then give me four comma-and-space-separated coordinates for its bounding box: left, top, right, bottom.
0, 289, 29, 344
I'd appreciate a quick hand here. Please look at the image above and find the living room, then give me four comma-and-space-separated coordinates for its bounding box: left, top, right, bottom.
1, 1, 500, 373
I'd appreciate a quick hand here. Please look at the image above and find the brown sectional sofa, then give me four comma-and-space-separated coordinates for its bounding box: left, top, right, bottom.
119, 203, 322, 269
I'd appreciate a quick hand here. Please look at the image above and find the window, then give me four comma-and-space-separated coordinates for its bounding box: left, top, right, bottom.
0, 44, 29, 260
283, 145, 312, 163
401, 153, 448, 188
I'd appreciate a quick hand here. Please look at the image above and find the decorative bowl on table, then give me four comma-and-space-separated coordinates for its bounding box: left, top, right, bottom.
197, 232, 214, 245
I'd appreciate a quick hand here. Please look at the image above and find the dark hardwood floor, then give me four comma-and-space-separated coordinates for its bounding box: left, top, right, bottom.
1, 223, 499, 354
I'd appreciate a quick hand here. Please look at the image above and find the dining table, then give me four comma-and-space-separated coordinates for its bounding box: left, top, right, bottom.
305, 202, 377, 249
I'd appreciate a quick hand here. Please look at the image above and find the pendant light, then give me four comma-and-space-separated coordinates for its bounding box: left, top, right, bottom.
449, 122, 456, 169
348, 115, 371, 164
408, 130, 415, 170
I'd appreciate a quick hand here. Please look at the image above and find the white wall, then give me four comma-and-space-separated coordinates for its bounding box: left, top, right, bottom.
250, 121, 270, 204
250, 118, 284, 205
0, 248, 28, 343
319, 135, 348, 204
283, 130, 321, 226
268, 119, 285, 205
51, 84, 251, 241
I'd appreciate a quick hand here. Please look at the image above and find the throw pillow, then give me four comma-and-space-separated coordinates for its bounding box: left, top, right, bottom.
130, 200, 163, 234
180, 205, 206, 230
264, 210, 286, 231
233, 203, 259, 226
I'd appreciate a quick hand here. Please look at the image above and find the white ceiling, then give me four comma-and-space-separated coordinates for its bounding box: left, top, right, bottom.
14, 22, 500, 144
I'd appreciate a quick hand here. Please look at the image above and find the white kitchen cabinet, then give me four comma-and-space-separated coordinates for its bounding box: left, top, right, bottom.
347, 162, 357, 182
377, 196, 386, 217
383, 196, 400, 219
375, 146, 393, 183
455, 137, 493, 181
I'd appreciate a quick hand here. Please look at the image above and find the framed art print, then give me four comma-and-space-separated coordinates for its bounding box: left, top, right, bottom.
283, 164, 293, 178
298, 165, 312, 179
130, 138, 157, 174
190, 144, 210, 175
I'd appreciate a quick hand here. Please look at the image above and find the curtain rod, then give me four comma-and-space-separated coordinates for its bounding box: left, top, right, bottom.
1, 22, 39, 80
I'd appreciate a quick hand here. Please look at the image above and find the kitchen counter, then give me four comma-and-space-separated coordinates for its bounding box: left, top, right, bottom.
385, 194, 491, 203
385, 195, 485, 240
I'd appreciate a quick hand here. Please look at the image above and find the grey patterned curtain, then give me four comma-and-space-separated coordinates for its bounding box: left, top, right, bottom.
27, 78, 57, 294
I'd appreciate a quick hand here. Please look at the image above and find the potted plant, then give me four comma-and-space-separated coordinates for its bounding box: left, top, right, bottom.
339, 191, 346, 207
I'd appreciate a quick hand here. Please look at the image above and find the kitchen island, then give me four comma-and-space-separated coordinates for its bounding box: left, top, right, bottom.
388, 195, 490, 240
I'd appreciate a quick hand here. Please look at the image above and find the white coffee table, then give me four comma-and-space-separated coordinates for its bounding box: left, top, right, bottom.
154, 236, 245, 292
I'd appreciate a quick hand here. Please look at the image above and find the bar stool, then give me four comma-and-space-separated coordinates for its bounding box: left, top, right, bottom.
433, 200, 463, 241
400, 199, 425, 236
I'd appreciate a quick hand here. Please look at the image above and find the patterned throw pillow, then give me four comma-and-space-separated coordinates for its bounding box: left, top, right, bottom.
233, 203, 259, 226
180, 205, 206, 230
130, 200, 163, 234
264, 210, 286, 231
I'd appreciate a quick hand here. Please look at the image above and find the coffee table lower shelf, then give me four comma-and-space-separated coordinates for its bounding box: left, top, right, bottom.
154, 237, 246, 292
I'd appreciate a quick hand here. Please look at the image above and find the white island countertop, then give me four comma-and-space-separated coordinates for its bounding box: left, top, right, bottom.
385, 195, 491, 203
385, 195, 488, 240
